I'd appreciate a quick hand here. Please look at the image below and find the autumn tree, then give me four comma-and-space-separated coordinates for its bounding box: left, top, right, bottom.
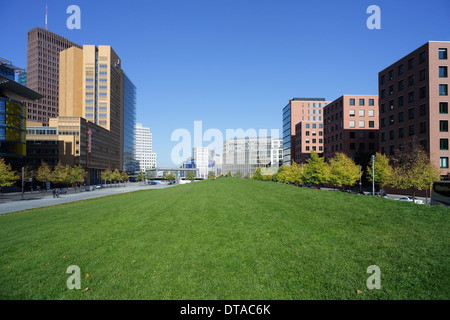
329, 153, 360, 190
112, 169, 122, 186
302, 152, 329, 186
208, 171, 215, 179
52, 161, 70, 186
366, 152, 393, 191
101, 169, 112, 186
186, 171, 195, 181
36, 161, 53, 189
252, 167, 263, 181
136, 171, 144, 183
0, 158, 19, 188
121, 171, 129, 183
68, 165, 86, 191
391, 145, 441, 202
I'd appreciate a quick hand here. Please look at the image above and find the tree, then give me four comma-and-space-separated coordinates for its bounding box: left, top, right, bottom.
391, 145, 441, 203
276, 165, 289, 183
162, 170, 175, 181
112, 169, 122, 186
285, 161, 303, 185
329, 153, 360, 190
252, 167, 263, 181
0, 158, 18, 188
366, 152, 393, 191
36, 161, 53, 189
302, 152, 329, 186
52, 161, 70, 186
186, 171, 195, 181
136, 171, 144, 183
68, 165, 86, 191
208, 171, 215, 179
102, 169, 112, 186
226, 171, 232, 177
121, 171, 129, 183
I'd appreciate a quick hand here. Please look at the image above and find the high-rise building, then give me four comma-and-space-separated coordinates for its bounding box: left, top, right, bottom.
123, 73, 137, 174
59, 45, 125, 170
378, 41, 450, 179
323, 95, 379, 161
135, 123, 157, 172
283, 98, 329, 165
23, 27, 81, 124
0, 58, 21, 80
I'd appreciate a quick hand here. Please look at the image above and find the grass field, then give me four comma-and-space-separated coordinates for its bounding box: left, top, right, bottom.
0, 178, 449, 300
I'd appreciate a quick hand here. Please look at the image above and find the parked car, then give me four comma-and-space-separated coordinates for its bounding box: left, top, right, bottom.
58, 188, 67, 194
149, 181, 157, 185
84, 186, 90, 191
90, 186, 96, 191
95, 185, 102, 189
374, 192, 388, 199
397, 196, 424, 204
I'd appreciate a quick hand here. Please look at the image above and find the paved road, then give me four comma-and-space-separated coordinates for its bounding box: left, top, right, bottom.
0, 183, 174, 215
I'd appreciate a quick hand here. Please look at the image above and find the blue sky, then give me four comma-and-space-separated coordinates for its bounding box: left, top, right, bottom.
1, 0, 450, 166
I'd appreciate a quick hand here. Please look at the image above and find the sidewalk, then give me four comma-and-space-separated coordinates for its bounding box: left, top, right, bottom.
0, 183, 175, 215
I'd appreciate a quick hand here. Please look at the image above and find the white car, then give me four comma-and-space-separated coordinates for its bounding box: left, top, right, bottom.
397, 196, 424, 204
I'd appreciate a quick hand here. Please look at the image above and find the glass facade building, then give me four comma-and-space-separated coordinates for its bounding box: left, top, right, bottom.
123, 73, 138, 174
0, 98, 27, 158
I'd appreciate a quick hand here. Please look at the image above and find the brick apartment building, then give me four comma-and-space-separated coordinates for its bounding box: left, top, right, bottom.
323, 95, 379, 162
378, 41, 450, 179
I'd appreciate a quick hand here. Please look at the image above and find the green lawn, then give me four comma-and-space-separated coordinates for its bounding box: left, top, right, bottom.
0, 178, 449, 300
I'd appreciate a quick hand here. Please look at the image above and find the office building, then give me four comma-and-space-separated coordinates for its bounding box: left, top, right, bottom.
0, 73, 42, 165
0, 58, 21, 80
59, 44, 126, 170
378, 41, 450, 178
22, 27, 81, 124
135, 123, 157, 172
323, 95, 379, 161
123, 73, 137, 174
222, 136, 283, 176
283, 98, 329, 165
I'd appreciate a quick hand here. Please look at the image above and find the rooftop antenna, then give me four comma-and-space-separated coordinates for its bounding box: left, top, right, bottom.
45, 4, 48, 30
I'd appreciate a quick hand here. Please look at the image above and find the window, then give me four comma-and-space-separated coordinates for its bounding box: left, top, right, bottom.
440, 102, 448, 114
440, 120, 449, 132
389, 85, 394, 95
306, 131, 310, 136
409, 125, 415, 136
350, 143, 356, 150
369, 132, 375, 139
381, 132, 386, 142
369, 99, 374, 106
398, 64, 404, 75
380, 75, 386, 84
419, 51, 426, 64
398, 96, 404, 107
359, 99, 365, 106
359, 109, 365, 117
305, 123, 310, 128
408, 108, 415, 119
359, 132, 365, 139
440, 84, 448, 96
439, 66, 448, 78
398, 80, 404, 91
408, 58, 414, 70
420, 104, 427, 116
359, 120, 365, 128
408, 75, 414, 86
440, 139, 449, 150
408, 91, 415, 103
368, 110, 375, 117
398, 111, 404, 122
381, 90, 386, 99
349, 109, 355, 117
350, 132, 356, 139
439, 48, 448, 60
419, 86, 427, 99
389, 130, 395, 140
441, 157, 449, 169
381, 118, 386, 127
349, 120, 355, 128
420, 69, 426, 81
349, 98, 355, 106
389, 115, 395, 125
420, 122, 426, 134
381, 103, 386, 113
398, 127, 404, 138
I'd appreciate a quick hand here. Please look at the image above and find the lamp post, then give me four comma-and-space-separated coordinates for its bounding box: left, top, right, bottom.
371, 155, 375, 196
359, 165, 362, 192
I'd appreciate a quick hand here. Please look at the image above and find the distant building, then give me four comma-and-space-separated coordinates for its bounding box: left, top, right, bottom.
323, 95, 379, 161
283, 98, 329, 165
222, 136, 283, 177
17, 69, 27, 87
180, 147, 219, 178
123, 73, 138, 174
0, 58, 21, 80
135, 123, 157, 172
378, 41, 450, 179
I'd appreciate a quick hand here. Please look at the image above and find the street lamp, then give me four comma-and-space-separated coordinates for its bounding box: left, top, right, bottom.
359, 165, 362, 192
371, 155, 375, 196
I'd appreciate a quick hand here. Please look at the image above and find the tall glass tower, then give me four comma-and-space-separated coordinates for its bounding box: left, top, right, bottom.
123, 73, 137, 175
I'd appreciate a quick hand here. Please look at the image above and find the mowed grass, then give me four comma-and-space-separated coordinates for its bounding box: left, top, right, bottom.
0, 178, 449, 300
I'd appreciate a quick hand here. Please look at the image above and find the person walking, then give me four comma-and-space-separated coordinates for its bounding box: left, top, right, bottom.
52, 189, 56, 198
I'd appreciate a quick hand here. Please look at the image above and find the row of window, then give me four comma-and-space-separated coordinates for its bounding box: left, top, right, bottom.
380, 48, 448, 84
381, 121, 448, 141
325, 98, 375, 114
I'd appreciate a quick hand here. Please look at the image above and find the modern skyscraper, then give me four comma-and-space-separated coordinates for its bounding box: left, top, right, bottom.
123, 73, 137, 174
323, 95, 379, 161
378, 41, 450, 179
282, 98, 329, 165
135, 123, 157, 172
59, 44, 125, 170
23, 27, 81, 124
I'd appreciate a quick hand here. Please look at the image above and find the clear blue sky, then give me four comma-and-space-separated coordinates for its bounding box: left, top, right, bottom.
1, 0, 449, 166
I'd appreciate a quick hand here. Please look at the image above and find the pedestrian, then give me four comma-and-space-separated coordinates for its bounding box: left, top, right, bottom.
56, 189, 60, 198
52, 189, 56, 198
